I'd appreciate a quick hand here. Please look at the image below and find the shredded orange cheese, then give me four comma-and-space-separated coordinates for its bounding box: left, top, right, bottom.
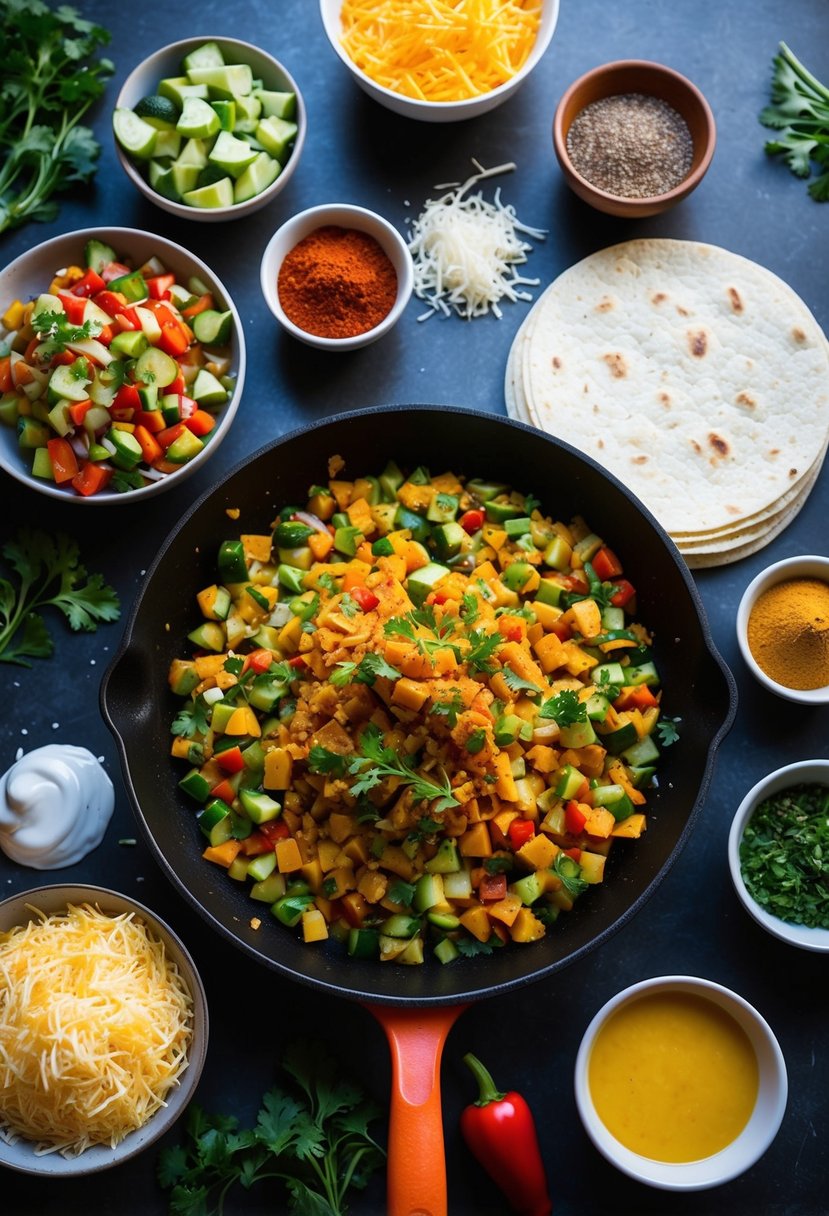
339, 0, 543, 101
0, 903, 193, 1156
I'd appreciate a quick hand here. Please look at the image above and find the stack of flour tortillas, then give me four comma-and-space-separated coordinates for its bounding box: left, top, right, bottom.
505, 239, 829, 567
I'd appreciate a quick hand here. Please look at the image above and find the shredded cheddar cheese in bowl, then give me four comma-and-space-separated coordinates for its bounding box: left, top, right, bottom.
0, 902, 194, 1157
339, 0, 543, 101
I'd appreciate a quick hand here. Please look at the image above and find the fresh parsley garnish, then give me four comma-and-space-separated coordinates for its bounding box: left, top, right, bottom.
339, 592, 359, 618
465, 628, 502, 674
597, 667, 622, 701
171, 698, 210, 740
348, 723, 458, 812
329, 653, 401, 687
157, 1039, 385, 1216
0, 528, 120, 666
317, 572, 339, 593
459, 592, 479, 625
388, 878, 416, 907
456, 935, 501, 957
430, 690, 463, 728
538, 689, 586, 726
501, 667, 543, 697
329, 661, 358, 687
307, 745, 348, 777
656, 718, 680, 747
0, 1, 114, 236
740, 784, 829, 927
760, 42, 829, 201
465, 728, 487, 754
31, 310, 101, 357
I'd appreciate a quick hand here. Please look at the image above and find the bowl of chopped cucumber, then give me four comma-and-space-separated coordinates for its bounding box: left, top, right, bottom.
0, 227, 245, 502
113, 37, 306, 221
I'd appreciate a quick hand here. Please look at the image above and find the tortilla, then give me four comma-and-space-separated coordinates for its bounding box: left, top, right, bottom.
518, 240, 829, 537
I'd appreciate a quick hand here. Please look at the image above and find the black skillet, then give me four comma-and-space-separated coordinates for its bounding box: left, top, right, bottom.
101, 405, 736, 1216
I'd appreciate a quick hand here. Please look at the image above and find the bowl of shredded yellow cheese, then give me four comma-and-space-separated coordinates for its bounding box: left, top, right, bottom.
319, 0, 558, 121
0, 885, 207, 1175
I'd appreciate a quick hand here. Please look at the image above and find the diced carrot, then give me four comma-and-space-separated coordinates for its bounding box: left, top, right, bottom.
185, 409, 216, 437
159, 323, 189, 357
182, 292, 214, 318
308, 531, 334, 560
134, 424, 163, 464
134, 408, 166, 433
68, 399, 94, 426
0, 356, 12, 393
46, 437, 79, 484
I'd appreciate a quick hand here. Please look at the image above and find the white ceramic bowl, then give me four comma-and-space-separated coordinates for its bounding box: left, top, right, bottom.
736, 554, 829, 704
114, 37, 306, 221
575, 975, 787, 1190
319, 0, 559, 122
0, 226, 245, 504
260, 203, 414, 350
0, 884, 208, 1176
728, 760, 829, 952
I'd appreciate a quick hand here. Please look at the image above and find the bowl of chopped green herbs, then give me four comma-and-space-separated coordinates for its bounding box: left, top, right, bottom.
728, 760, 829, 952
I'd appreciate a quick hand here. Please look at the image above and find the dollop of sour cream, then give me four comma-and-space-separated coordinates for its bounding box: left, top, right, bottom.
0, 744, 115, 869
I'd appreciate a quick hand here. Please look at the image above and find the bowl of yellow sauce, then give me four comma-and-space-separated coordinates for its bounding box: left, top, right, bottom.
574, 976, 787, 1189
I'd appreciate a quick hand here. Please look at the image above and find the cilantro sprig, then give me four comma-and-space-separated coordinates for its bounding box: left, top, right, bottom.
158, 1039, 385, 1216
31, 310, 101, 357
0, 0, 114, 235
308, 723, 458, 813
538, 688, 586, 726
760, 42, 829, 200
0, 528, 120, 666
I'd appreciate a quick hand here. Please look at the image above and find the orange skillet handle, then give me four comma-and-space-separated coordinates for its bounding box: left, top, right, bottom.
367, 1003, 467, 1216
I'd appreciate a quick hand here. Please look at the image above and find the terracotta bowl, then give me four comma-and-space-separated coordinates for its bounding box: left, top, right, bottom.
553, 60, 716, 217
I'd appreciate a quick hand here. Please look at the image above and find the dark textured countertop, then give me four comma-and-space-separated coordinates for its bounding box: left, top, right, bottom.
2, 2, 828, 1213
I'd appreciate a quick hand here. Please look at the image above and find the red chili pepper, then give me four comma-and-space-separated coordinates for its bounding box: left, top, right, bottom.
460, 1053, 552, 1216
146, 272, 175, 300
508, 819, 535, 850
351, 585, 379, 612
242, 648, 274, 675
70, 267, 105, 297
258, 819, 290, 843
459, 508, 485, 534
57, 291, 89, 325
92, 289, 129, 316
216, 745, 245, 774
609, 578, 636, 609
210, 778, 237, 805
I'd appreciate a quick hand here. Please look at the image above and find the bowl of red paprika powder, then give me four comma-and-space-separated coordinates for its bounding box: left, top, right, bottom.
260, 203, 413, 350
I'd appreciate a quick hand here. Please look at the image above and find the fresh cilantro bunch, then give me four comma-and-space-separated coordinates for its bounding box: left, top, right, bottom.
760, 41, 829, 200
0, 0, 114, 234
158, 1040, 385, 1216
0, 529, 120, 666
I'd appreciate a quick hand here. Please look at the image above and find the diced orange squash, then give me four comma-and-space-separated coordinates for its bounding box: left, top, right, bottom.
278, 614, 303, 654
459, 821, 493, 858
530, 600, 563, 630
329, 479, 353, 510
509, 907, 546, 942
392, 677, 430, 712
358, 869, 388, 903
532, 632, 567, 674
612, 813, 647, 839
562, 640, 599, 676
275, 837, 303, 872
241, 533, 272, 563
317, 838, 342, 871
459, 905, 493, 942
170, 737, 193, 759
300, 858, 324, 892
263, 747, 292, 790
345, 496, 375, 534
379, 844, 415, 880
224, 705, 261, 737
524, 744, 558, 773
342, 835, 370, 866
397, 481, 434, 512
578, 851, 606, 884
193, 653, 228, 678
202, 839, 241, 867
486, 893, 523, 927
302, 908, 329, 942
584, 807, 616, 839
516, 832, 559, 871
492, 752, 518, 802
309, 531, 334, 561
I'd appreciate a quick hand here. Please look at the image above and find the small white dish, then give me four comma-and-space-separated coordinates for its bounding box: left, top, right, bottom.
736, 554, 829, 704
0, 884, 208, 1176
0, 227, 245, 504
114, 36, 306, 221
260, 203, 413, 350
574, 975, 787, 1191
319, 0, 559, 123
728, 760, 829, 952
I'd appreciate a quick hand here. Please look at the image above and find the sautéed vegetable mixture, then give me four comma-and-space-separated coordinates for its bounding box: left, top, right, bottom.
168, 461, 668, 964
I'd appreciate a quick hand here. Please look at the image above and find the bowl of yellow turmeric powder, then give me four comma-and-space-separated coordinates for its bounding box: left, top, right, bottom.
319, 0, 559, 122
736, 555, 829, 704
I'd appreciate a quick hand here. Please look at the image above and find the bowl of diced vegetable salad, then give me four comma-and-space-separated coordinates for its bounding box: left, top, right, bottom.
113, 37, 305, 220
0, 227, 245, 502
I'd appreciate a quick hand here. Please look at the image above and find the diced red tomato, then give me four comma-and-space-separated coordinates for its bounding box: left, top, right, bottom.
70, 463, 113, 496
351, 586, 379, 612
50, 350, 76, 366
564, 800, 588, 835
71, 268, 106, 297
57, 292, 89, 325
591, 546, 624, 581
287, 655, 307, 669
610, 578, 636, 609
46, 437, 79, 484
92, 289, 130, 317
216, 746, 245, 774
508, 819, 536, 849
563, 847, 582, 862
113, 383, 141, 412
562, 571, 589, 594
110, 406, 135, 423
96, 323, 114, 347
167, 370, 186, 395
242, 649, 274, 675
210, 778, 237, 805
146, 273, 175, 301
157, 422, 187, 450
459, 508, 485, 534
101, 261, 132, 284
479, 872, 507, 902
258, 819, 291, 844
113, 307, 141, 332
185, 409, 216, 437
158, 323, 189, 357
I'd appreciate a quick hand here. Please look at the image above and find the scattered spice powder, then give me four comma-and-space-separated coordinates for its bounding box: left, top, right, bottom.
277, 225, 398, 339
566, 93, 693, 198
746, 577, 829, 690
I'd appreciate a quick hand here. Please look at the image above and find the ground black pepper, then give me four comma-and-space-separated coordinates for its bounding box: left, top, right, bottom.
566, 93, 693, 198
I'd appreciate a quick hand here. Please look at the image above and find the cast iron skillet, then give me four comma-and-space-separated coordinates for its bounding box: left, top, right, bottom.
101, 406, 736, 1216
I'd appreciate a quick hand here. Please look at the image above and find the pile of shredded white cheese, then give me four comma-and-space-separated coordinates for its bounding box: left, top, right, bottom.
0, 903, 193, 1156
407, 160, 546, 320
